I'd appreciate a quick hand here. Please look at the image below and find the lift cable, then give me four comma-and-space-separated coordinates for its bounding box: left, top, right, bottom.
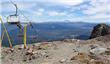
9, 0, 32, 24
9, 0, 38, 38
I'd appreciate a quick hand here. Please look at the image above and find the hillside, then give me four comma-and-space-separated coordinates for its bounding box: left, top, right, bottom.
1, 35, 110, 64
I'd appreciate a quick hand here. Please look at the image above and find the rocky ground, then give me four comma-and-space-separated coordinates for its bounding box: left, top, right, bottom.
1, 35, 110, 64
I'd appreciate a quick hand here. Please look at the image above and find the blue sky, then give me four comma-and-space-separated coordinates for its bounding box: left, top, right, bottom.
1, 0, 110, 23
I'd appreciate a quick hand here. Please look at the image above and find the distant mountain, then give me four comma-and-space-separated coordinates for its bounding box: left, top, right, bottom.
0, 22, 101, 47
90, 23, 110, 39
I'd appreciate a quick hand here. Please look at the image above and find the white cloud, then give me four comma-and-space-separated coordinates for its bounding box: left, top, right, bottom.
82, 0, 110, 15
35, 12, 43, 16
77, 0, 110, 23
33, 11, 43, 16
4, 0, 84, 5
90, 0, 110, 5
86, 14, 110, 20
69, 13, 110, 23
1, 0, 110, 23
48, 11, 66, 16
33, 8, 45, 16
38, 8, 45, 12
7, 0, 84, 6
17, 3, 36, 10
83, 4, 108, 15
2, 2, 36, 12
43, 0, 84, 6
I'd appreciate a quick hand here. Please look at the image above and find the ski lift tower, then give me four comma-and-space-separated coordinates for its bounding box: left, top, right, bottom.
1, 1, 35, 49
7, 2, 27, 48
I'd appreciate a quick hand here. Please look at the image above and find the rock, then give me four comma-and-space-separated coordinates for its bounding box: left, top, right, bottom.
5, 48, 14, 53
63, 39, 79, 43
40, 51, 49, 58
59, 58, 67, 63
90, 23, 110, 39
37, 43, 50, 50
89, 59, 110, 64
41, 62, 52, 64
32, 51, 38, 54
40, 52, 47, 56
89, 59, 104, 64
100, 50, 110, 55
71, 53, 91, 63
98, 55, 110, 61
9, 48, 14, 52
90, 47, 107, 55
90, 45, 98, 49
18, 45, 24, 50
26, 48, 33, 55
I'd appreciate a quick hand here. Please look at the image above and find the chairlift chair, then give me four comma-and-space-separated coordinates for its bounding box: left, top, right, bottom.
7, 15, 20, 24
7, 3, 19, 24
7, 15, 22, 29
7, 3, 22, 30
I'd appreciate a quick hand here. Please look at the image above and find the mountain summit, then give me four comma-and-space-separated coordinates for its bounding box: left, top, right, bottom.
90, 23, 110, 39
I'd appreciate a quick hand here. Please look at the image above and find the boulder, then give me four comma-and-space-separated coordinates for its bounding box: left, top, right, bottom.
59, 58, 67, 63
90, 23, 110, 39
90, 47, 108, 55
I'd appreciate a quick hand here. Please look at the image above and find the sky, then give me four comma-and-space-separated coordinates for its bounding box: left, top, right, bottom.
1, 0, 110, 23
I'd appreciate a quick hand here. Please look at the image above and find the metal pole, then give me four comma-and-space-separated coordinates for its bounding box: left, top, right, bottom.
14, 4, 18, 16
24, 24, 27, 49
0, 30, 5, 47
10, 0, 18, 16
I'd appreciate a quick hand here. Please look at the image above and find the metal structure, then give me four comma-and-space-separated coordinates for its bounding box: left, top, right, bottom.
23, 24, 27, 49
1, 1, 37, 49
0, 17, 13, 48
0, 17, 28, 49
7, 3, 22, 29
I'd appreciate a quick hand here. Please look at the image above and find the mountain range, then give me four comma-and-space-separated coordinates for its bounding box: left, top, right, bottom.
1, 21, 110, 47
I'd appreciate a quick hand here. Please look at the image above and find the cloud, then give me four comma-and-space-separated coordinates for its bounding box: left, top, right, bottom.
68, 13, 110, 23
48, 11, 66, 16
1, 2, 36, 13
82, 0, 110, 15
33, 8, 45, 16
34, 12, 43, 16
38, 8, 45, 12
1, 0, 110, 23
85, 14, 110, 20
90, 0, 110, 5
7, 0, 84, 6
47, 0, 84, 6
17, 3, 36, 10
83, 4, 108, 15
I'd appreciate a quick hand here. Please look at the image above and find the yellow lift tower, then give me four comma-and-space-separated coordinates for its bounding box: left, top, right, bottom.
1, 1, 34, 49
0, 2, 27, 49
0, 17, 29, 49
0, 17, 12, 48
